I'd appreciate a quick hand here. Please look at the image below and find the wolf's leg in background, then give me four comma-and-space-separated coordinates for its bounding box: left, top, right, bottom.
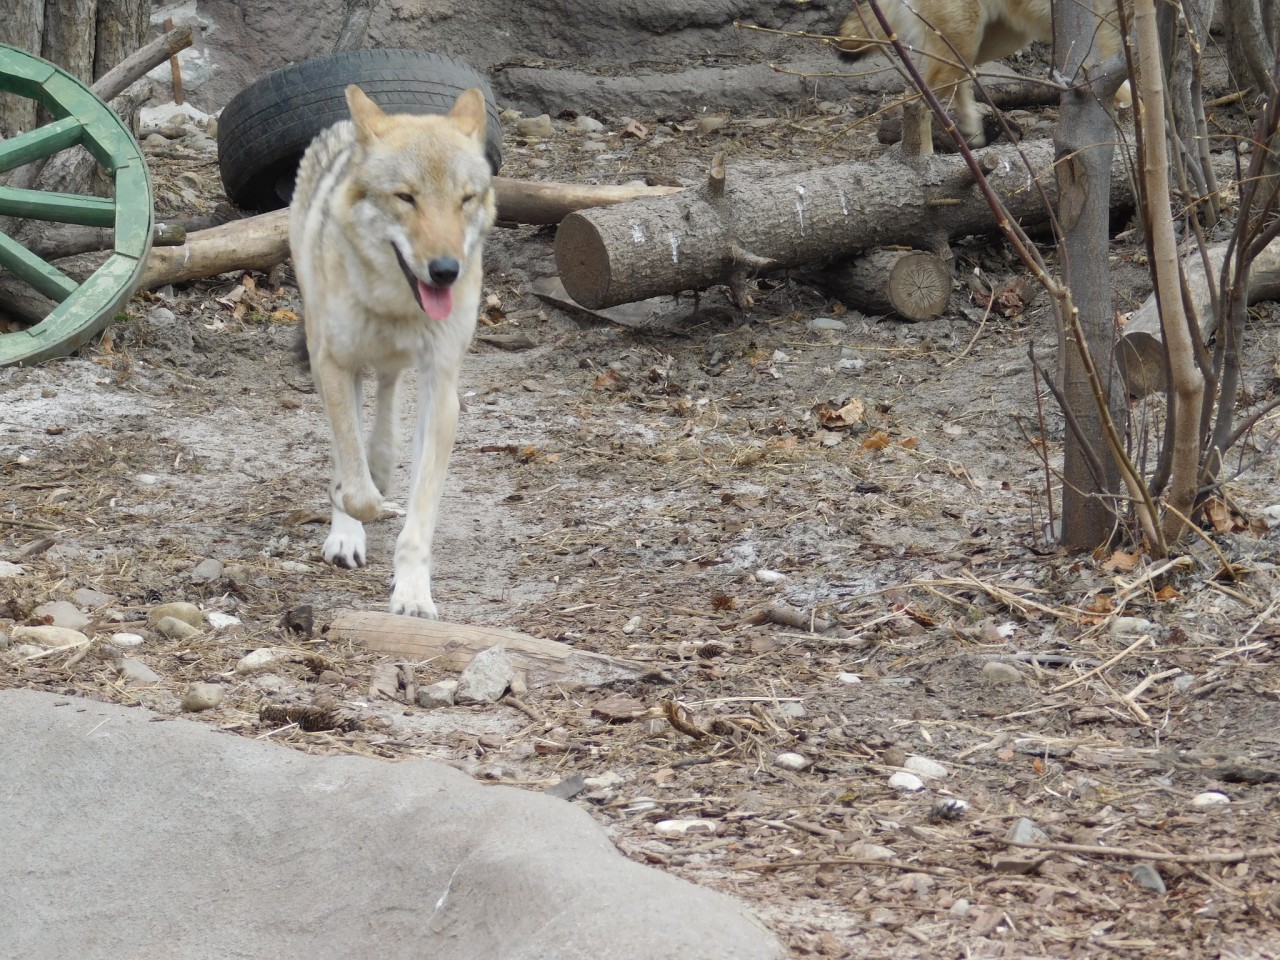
389, 367, 461, 619
368, 369, 401, 496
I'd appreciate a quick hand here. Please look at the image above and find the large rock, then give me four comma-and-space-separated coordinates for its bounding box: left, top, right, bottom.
0, 689, 780, 960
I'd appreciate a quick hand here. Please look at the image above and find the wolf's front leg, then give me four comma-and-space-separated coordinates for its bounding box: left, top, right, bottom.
389, 372, 460, 619
313, 356, 382, 522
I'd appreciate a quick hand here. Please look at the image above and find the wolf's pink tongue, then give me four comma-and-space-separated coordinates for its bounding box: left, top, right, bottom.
417, 281, 453, 320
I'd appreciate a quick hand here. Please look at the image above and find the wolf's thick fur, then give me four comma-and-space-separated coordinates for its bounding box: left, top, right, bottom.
835, 0, 1125, 145
289, 85, 496, 618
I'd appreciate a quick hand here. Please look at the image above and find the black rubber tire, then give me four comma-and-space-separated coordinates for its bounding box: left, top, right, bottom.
217, 49, 503, 212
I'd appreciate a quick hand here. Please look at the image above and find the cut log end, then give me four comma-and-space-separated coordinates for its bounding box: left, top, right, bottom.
822, 248, 953, 321
555, 213, 613, 309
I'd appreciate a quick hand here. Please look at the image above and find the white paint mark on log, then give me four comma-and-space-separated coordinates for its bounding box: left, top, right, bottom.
668, 232, 680, 263
837, 186, 849, 216
794, 184, 806, 234
630, 222, 645, 244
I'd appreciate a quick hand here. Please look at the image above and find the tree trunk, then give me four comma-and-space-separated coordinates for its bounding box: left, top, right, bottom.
93, 0, 151, 81
0, 0, 45, 136
1051, 0, 1126, 551
554, 140, 1134, 310
819, 248, 952, 320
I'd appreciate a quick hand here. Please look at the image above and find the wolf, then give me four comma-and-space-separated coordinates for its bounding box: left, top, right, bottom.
834, 0, 1125, 146
289, 84, 496, 619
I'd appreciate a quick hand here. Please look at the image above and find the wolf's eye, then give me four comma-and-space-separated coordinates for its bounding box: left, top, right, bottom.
461, 192, 477, 206
395, 192, 416, 206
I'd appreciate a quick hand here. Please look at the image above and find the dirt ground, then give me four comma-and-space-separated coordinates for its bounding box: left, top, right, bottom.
5, 33, 1280, 960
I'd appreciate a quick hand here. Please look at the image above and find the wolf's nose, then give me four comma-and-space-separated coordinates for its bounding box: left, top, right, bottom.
428, 257, 460, 286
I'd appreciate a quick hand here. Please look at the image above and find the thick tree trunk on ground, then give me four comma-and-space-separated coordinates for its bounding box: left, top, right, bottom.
553, 139, 1134, 310
0, 0, 46, 136
819, 248, 952, 320
1119, 237, 1280, 396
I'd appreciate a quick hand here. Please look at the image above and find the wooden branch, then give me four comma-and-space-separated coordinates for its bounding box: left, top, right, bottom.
1118, 237, 1280, 397
553, 138, 1134, 310
494, 177, 682, 225
327, 610, 645, 688
93, 24, 194, 103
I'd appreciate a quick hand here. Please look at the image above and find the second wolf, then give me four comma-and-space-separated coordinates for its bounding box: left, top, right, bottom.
834, 0, 1125, 146
289, 84, 496, 618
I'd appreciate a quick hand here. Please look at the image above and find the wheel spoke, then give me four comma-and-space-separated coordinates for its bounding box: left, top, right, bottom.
0, 116, 84, 174
0, 184, 116, 226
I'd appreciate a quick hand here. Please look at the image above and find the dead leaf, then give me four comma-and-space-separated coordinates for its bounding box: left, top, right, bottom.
1102, 550, 1140, 573
862, 430, 892, 450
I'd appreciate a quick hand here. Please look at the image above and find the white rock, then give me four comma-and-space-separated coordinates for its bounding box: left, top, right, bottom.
32, 600, 90, 631
625, 798, 660, 814
653, 818, 719, 837
135, 473, 160, 485
807, 317, 848, 332
147, 602, 203, 628
181, 683, 224, 712
1007, 817, 1049, 844
754, 569, 787, 584
584, 771, 624, 790
234, 648, 277, 674
837, 672, 862, 685
622, 615, 642, 635
1112, 616, 1157, 637
277, 560, 312, 573
949, 898, 971, 918
516, 114, 555, 138
904, 756, 949, 780
1190, 791, 1230, 808
416, 680, 458, 708
116, 659, 161, 684
845, 842, 894, 860
456, 646, 515, 703
12, 624, 89, 647
574, 115, 605, 133
206, 611, 242, 631
72, 587, 113, 609
888, 771, 925, 792
774, 752, 810, 771
0, 561, 25, 578
982, 661, 1023, 684
1261, 504, 1280, 529
112, 632, 145, 649
189, 558, 224, 583
154, 616, 199, 640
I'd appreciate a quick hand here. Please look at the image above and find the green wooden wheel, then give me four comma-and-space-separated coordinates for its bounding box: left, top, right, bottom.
0, 43, 153, 367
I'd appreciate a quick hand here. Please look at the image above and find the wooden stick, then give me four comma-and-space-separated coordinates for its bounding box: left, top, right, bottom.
93, 24, 194, 103
163, 18, 185, 106
1005, 837, 1280, 865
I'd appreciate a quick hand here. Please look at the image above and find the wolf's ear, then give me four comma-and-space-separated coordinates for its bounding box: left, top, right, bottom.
447, 87, 487, 144
346, 85, 386, 144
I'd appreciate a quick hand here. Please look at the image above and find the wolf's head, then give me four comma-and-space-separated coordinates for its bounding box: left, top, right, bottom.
343, 85, 496, 320
833, 2, 894, 60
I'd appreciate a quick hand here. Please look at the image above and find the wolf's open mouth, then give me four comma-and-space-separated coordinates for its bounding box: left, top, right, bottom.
392, 244, 453, 320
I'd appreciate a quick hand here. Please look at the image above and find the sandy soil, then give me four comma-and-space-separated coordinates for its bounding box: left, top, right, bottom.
4, 40, 1280, 960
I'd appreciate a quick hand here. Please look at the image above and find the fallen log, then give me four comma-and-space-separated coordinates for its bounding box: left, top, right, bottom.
327, 610, 646, 689
1118, 237, 1280, 397
820, 247, 953, 320
553, 138, 1134, 310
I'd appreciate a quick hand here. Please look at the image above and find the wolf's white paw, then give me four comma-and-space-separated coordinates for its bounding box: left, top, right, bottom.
323, 516, 367, 569
390, 566, 437, 619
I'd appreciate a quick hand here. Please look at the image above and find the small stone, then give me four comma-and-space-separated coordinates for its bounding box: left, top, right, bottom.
112, 632, 144, 649
147, 306, 176, 326
697, 115, 728, 135
622, 615, 642, 635
983, 660, 1023, 684
32, 600, 90, 631
0, 561, 24, 578
1112, 616, 1157, 637
888, 771, 925, 792
845, 842, 893, 860
807, 316, 848, 332
1262, 504, 1280, 529
931, 798, 969, 821
775, 752, 810, 771
416, 680, 458, 708
189, 558, 224, 584
181, 682, 224, 712
516, 114, 555, 138
277, 560, 312, 573
206, 611, 242, 631
12, 624, 90, 647
1007, 817, 1050, 845
234, 648, 277, 674
135, 473, 160, 485
1190, 791, 1230, 808
1131, 862, 1166, 894
456, 646, 515, 703
579, 140, 608, 152
1172, 674, 1197, 693
574, 115, 605, 133
904, 756, 949, 780
116, 658, 161, 684
754, 568, 786, 583
653, 818, 719, 837
775, 700, 807, 719
583, 771, 624, 791
837, 672, 863, 684
154, 616, 199, 640
949, 898, 971, 918
48, 487, 73, 504
147, 602, 203, 628
72, 587, 113, 609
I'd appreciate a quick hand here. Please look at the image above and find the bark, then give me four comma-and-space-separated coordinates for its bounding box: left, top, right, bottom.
1164, 0, 1220, 227
40, 0, 98, 87
819, 248, 952, 320
93, 0, 150, 81
553, 140, 1134, 310
1134, 0, 1206, 544
1119, 237, 1280, 397
1052, 0, 1126, 550
0, 0, 45, 136
1220, 0, 1278, 97
332, 0, 380, 53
